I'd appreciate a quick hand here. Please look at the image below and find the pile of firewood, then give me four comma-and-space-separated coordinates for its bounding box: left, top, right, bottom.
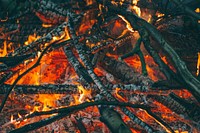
0, 0, 200, 132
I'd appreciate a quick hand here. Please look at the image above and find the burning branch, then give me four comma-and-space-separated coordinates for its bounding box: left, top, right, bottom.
7, 100, 173, 133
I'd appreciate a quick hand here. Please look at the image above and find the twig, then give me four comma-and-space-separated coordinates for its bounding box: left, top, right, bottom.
119, 37, 148, 76
171, 0, 200, 20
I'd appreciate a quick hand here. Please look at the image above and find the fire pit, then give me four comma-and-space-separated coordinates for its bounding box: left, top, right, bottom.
0, 0, 200, 132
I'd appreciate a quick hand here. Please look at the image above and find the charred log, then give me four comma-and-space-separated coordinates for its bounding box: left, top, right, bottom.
100, 107, 132, 133
98, 55, 152, 86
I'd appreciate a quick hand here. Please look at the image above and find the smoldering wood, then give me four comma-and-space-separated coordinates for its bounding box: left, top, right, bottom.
9, 101, 165, 133
9, 113, 67, 133
0, 84, 78, 94
10, 22, 67, 56
147, 94, 187, 115
0, 71, 13, 86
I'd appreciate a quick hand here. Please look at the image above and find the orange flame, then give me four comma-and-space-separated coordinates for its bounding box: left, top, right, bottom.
118, 15, 135, 32
24, 33, 41, 45
132, 0, 141, 17
0, 41, 7, 57
197, 52, 200, 76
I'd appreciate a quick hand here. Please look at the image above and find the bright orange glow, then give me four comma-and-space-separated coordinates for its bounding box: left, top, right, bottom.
94, 67, 104, 76
34, 94, 62, 111
42, 23, 53, 28
115, 88, 127, 102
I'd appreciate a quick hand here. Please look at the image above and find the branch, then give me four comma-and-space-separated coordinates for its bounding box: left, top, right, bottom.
171, 0, 200, 20
9, 101, 172, 133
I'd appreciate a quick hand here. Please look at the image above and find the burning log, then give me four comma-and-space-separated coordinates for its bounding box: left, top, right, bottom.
98, 55, 153, 86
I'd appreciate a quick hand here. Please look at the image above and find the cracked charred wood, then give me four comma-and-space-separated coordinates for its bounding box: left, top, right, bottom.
99, 107, 132, 133
147, 94, 188, 116
98, 55, 153, 86
63, 47, 93, 85
9, 101, 154, 133
0, 84, 78, 94
169, 92, 200, 122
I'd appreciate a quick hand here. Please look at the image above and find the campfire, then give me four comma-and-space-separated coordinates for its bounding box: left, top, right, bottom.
0, 0, 200, 132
